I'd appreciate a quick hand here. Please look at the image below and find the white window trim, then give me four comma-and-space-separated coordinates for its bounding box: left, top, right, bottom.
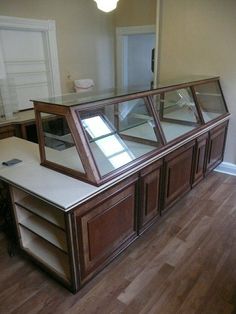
0, 15, 61, 97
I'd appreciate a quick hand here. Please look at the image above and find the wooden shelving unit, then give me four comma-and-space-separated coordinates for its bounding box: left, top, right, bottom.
11, 187, 71, 284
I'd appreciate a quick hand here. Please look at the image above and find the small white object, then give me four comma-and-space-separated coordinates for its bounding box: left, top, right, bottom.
94, 0, 119, 13
74, 79, 94, 93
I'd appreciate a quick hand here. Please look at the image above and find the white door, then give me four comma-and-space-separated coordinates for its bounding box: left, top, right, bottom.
126, 33, 155, 88
0, 16, 61, 117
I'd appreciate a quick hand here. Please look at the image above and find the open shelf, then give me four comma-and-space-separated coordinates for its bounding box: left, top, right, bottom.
20, 226, 71, 282
16, 205, 68, 252
14, 193, 65, 229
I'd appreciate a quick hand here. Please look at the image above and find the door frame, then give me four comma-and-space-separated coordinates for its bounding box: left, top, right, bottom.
116, 25, 156, 89
0, 15, 61, 98
116, 0, 161, 89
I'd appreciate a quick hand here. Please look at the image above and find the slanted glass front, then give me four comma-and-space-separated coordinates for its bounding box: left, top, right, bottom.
194, 81, 227, 122
76, 97, 162, 176
153, 88, 201, 142
41, 113, 85, 173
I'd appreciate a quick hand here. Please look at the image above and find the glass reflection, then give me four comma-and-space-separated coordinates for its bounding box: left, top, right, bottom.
153, 88, 201, 142
194, 82, 227, 122
79, 97, 161, 176
41, 113, 85, 173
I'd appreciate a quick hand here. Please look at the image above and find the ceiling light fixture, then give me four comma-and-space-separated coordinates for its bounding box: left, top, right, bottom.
94, 0, 119, 13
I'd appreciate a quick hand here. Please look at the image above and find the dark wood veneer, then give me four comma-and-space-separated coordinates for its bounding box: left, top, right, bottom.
206, 121, 228, 173
192, 133, 208, 186
75, 175, 138, 283
0, 125, 15, 139
163, 141, 195, 210
139, 159, 162, 232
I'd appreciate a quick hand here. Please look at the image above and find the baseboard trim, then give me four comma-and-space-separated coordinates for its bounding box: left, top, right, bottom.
214, 162, 236, 176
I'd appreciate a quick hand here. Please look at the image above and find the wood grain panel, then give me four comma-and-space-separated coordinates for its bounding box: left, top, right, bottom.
87, 194, 134, 260
164, 142, 194, 210
77, 182, 137, 282
139, 160, 163, 231
0, 125, 15, 139
206, 123, 228, 173
192, 133, 208, 186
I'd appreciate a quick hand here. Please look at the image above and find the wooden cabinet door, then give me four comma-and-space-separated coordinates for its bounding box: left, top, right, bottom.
192, 133, 208, 186
75, 175, 138, 283
0, 125, 15, 139
163, 142, 195, 210
206, 122, 228, 173
139, 159, 163, 232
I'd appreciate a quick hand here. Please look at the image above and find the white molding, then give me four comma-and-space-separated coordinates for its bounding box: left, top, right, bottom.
0, 15, 55, 31
116, 25, 156, 36
0, 15, 61, 98
214, 162, 236, 176
154, 0, 161, 88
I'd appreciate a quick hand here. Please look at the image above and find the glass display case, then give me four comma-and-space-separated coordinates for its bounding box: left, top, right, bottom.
33, 76, 229, 186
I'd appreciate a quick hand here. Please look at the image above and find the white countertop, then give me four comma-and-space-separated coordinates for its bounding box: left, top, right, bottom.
0, 137, 106, 211
0, 115, 229, 212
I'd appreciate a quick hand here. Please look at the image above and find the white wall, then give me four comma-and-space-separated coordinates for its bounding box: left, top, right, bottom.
0, 0, 115, 93
159, 0, 236, 164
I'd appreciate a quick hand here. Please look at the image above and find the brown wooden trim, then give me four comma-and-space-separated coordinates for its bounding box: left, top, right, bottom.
120, 133, 160, 147
64, 213, 80, 293
147, 95, 167, 145
190, 86, 205, 124
160, 117, 199, 127
68, 108, 100, 184
217, 80, 229, 113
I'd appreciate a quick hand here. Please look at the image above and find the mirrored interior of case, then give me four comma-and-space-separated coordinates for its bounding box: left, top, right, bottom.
77, 97, 162, 176
41, 113, 85, 173
194, 81, 227, 122
34, 77, 229, 186
153, 88, 201, 142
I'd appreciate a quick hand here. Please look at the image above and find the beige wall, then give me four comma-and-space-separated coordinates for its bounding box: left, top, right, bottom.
0, 0, 115, 93
159, 0, 236, 164
115, 0, 156, 27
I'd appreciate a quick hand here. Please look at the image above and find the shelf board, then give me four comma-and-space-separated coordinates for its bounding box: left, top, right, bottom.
21, 230, 71, 282
19, 214, 67, 252
16, 195, 65, 229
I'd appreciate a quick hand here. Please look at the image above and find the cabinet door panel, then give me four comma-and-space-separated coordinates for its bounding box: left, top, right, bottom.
87, 194, 134, 260
193, 134, 208, 185
206, 123, 228, 173
0, 125, 15, 139
76, 181, 137, 282
140, 160, 162, 231
164, 143, 194, 209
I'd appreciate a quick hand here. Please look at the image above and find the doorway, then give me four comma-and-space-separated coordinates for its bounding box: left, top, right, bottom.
116, 25, 156, 90
0, 16, 61, 115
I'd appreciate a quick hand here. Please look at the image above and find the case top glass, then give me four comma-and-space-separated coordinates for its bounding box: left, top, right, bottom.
153, 88, 201, 142
41, 113, 85, 173
34, 76, 218, 108
77, 97, 162, 176
194, 81, 227, 122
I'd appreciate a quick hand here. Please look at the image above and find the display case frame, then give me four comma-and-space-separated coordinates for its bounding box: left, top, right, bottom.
33, 76, 229, 186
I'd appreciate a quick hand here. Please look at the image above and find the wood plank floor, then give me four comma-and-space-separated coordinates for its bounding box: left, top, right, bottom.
1, 171, 236, 314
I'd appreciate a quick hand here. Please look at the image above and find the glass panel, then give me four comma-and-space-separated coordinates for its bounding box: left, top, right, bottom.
153, 88, 200, 142
78, 98, 161, 176
194, 81, 227, 122
41, 113, 85, 173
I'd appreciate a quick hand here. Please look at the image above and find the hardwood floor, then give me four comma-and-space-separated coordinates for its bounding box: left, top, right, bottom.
1, 171, 236, 314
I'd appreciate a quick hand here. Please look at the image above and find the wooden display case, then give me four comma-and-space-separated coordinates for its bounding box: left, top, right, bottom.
33, 76, 229, 187
0, 76, 230, 293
